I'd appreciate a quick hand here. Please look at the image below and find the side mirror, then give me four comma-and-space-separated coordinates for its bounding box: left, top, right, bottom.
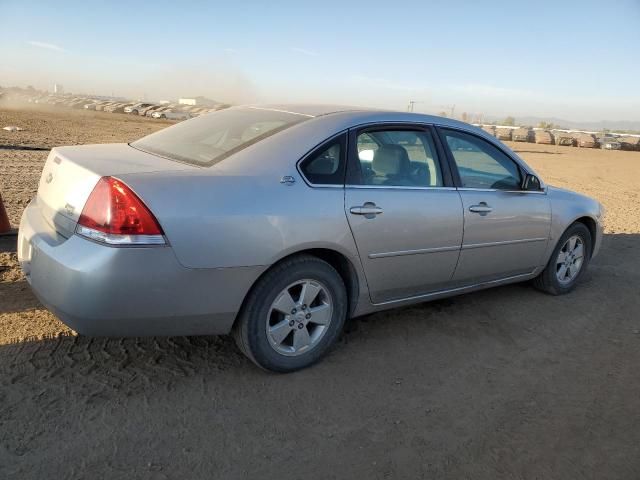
522, 173, 542, 191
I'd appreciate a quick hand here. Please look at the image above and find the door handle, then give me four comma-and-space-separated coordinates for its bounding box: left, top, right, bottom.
469, 203, 493, 214
350, 204, 383, 216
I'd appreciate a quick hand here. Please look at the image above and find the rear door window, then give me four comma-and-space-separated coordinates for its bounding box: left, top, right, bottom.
353, 129, 443, 187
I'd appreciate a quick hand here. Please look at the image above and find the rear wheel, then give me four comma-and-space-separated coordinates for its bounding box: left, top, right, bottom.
534, 222, 592, 295
233, 255, 347, 372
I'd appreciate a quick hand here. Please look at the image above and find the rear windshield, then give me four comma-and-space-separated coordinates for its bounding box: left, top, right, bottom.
131, 107, 310, 166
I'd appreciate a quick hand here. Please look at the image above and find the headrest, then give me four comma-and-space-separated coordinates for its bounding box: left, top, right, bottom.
306, 157, 337, 175
373, 145, 410, 176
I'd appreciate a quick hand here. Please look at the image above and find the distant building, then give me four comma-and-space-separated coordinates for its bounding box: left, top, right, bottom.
54, 83, 64, 95
179, 96, 218, 107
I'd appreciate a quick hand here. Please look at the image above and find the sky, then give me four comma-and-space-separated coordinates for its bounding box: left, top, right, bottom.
0, 0, 639, 122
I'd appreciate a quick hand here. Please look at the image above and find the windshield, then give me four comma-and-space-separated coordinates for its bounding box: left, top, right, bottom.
131, 107, 310, 166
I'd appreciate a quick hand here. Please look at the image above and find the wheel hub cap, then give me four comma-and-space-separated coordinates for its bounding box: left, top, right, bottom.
266, 279, 333, 357
556, 235, 585, 285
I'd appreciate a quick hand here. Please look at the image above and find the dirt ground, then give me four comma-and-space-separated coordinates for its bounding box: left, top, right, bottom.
1, 106, 639, 479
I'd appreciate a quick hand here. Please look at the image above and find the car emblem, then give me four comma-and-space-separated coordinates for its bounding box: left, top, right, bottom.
45, 172, 54, 184
280, 175, 296, 186
64, 203, 75, 214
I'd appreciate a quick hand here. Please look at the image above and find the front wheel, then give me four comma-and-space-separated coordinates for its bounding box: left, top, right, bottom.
533, 222, 592, 295
233, 255, 348, 372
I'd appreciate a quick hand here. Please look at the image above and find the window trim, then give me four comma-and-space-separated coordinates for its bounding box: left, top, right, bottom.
346, 123, 454, 189
296, 130, 348, 188
436, 125, 546, 194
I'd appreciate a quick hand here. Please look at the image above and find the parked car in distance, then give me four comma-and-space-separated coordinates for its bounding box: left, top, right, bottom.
512, 127, 533, 142
481, 125, 496, 137
619, 136, 640, 151
554, 131, 575, 146
18, 105, 604, 372
495, 127, 513, 141
146, 105, 173, 117
102, 103, 122, 113
105, 103, 134, 113
71, 99, 91, 109
151, 108, 191, 120
124, 103, 155, 115
534, 130, 554, 144
576, 133, 597, 148
179, 105, 200, 113
85, 101, 109, 111
600, 137, 622, 150
138, 104, 163, 116
95, 101, 116, 111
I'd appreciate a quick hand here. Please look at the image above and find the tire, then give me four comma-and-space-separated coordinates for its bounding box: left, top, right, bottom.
533, 222, 592, 295
233, 255, 348, 372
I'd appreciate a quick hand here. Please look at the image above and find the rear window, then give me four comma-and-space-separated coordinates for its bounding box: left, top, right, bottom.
131, 108, 310, 166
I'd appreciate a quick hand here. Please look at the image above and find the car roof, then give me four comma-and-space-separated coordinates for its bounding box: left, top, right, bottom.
239, 103, 474, 130
243, 104, 371, 117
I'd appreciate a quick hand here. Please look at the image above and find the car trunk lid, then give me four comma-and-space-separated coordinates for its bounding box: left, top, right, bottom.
36, 143, 198, 237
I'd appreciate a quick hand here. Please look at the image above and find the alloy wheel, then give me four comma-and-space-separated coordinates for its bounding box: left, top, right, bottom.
266, 279, 333, 356
556, 235, 585, 285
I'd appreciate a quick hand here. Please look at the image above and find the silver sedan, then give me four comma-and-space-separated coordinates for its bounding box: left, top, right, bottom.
18, 105, 604, 371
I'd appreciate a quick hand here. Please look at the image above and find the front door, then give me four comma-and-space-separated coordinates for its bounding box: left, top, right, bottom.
344, 126, 464, 303
439, 128, 551, 283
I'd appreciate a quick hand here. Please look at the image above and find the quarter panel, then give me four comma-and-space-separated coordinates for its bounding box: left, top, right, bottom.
121, 173, 361, 270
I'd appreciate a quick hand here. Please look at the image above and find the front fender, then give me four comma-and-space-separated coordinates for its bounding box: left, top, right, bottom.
543, 186, 604, 264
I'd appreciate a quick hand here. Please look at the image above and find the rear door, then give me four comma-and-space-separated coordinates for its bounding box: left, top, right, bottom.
438, 128, 551, 283
344, 124, 464, 303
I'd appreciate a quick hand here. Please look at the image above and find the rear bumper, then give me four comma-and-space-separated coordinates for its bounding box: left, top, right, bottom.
18, 200, 265, 336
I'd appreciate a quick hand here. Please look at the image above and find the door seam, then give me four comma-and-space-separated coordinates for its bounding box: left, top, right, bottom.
448, 189, 465, 281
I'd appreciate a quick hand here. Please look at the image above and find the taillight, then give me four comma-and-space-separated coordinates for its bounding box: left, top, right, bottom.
76, 176, 165, 245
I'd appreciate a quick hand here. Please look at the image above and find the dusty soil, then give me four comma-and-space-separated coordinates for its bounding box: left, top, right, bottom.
1, 107, 639, 479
